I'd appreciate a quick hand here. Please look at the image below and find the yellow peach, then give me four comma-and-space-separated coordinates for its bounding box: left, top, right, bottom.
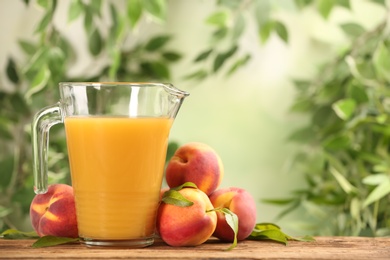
209, 187, 256, 241
165, 142, 224, 195
30, 184, 78, 238
157, 187, 217, 246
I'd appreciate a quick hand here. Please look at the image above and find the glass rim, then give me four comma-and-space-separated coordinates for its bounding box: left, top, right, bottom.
59, 82, 190, 97
59, 82, 171, 87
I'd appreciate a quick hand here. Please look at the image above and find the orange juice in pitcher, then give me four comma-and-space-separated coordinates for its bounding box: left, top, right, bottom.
64, 116, 173, 240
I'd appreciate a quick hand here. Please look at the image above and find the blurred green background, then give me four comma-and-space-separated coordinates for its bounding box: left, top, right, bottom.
1, 0, 389, 237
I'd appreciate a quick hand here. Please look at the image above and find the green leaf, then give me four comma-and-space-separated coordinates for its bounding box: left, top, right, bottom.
262, 198, 295, 205
194, 49, 213, 62
34, 1, 56, 33
287, 126, 315, 142
289, 99, 313, 112
25, 65, 50, 99
35, 9, 54, 33
162, 51, 182, 62
369, 0, 386, 6
108, 49, 121, 80
0, 206, 12, 218
127, 0, 143, 28
213, 45, 238, 72
10, 93, 30, 115
89, 0, 102, 15
142, 0, 166, 22
212, 27, 228, 42
0, 116, 12, 140
88, 28, 103, 56
373, 41, 390, 82
249, 229, 288, 245
108, 5, 125, 50
48, 47, 66, 78
18, 40, 37, 55
259, 21, 274, 44
274, 21, 288, 43
170, 182, 198, 191
37, 0, 50, 9
363, 178, 390, 208
6, 57, 19, 84
227, 54, 251, 76
68, 0, 83, 23
213, 55, 227, 73
350, 198, 361, 221
293, 80, 311, 91
346, 83, 368, 103
83, 8, 93, 34
340, 23, 365, 38
329, 167, 357, 194
221, 208, 238, 250
287, 235, 316, 242
22, 46, 49, 77
332, 98, 356, 120
232, 13, 245, 40
161, 190, 194, 207
145, 35, 171, 52
183, 70, 208, 81
253, 223, 281, 231
32, 236, 80, 248
205, 11, 229, 27
362, 174, 390, 186
150, 61, 170, 80
317, 0, 335, 19
109, 2, 119, 28
248, 222, 314, 245
209, 207, 238, 250
1, 229, 39, 239
322, 135, 350, 150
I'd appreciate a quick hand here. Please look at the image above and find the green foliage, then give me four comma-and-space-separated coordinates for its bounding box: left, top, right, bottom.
248, 223, 315, 244
32, 236, 79, 248
267, 3, 390, 236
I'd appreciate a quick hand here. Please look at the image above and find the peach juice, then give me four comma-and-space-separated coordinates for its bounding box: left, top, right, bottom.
64, 116, 172, 240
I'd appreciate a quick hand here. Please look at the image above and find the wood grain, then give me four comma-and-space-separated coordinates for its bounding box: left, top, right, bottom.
1, 237, 389, 259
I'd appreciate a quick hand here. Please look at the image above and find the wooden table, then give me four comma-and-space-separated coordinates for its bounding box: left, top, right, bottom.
1, 237, 389, 259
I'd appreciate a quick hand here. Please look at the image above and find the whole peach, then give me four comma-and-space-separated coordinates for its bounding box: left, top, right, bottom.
165, 142, 224, 195
30, 184, 78, 238
157, 187, 217, 246
209, 187, 256, 241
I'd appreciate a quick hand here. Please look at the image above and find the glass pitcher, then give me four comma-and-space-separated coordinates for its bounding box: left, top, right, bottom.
31, 82, 189, 247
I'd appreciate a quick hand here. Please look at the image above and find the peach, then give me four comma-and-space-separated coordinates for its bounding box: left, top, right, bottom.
165, 142, 224, 195
156, 187, 217, 246
30, 184, 78, 238
209, 187, 256, 241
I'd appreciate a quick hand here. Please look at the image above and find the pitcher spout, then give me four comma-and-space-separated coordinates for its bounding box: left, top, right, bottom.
161, 83, 189, 119
163, 83, 190, 99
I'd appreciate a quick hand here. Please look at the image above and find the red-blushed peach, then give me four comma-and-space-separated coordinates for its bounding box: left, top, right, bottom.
165, 142, 224, 196
209, 187, 256, 241
30, 184, 78, 238
156, 187, 217, 246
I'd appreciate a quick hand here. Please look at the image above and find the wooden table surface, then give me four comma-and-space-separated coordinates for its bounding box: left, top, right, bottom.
1, 236, 389, 259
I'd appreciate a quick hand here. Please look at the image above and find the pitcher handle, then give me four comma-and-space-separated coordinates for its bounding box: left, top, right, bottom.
31, 103, 63, 194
